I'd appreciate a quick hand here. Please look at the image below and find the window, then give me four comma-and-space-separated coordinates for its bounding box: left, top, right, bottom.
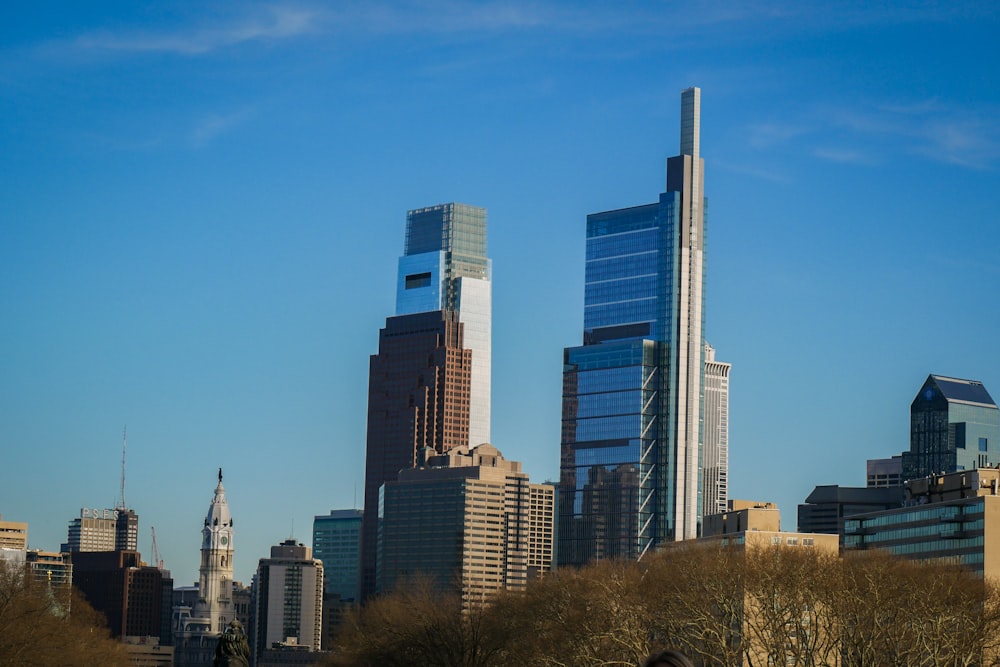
786, 537, 799, 546
405, 272, 432, 289
980, 437, 988, 452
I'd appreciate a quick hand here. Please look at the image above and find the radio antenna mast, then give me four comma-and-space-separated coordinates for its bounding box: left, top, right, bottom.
118, 426, 127, 510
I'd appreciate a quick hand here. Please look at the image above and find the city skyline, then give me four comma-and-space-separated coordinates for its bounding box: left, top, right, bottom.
2, 2, 999, 585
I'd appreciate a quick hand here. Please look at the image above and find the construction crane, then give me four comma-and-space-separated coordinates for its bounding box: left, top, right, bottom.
150, 526, 164, 570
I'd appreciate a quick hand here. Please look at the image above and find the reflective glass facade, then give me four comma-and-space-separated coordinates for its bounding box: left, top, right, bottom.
902, 375, 1000, 481
559, 88, 708, 566
843, 498, 990, 574
403, 203, 489, 311
583, 201, 676, 342
312, 509, 362, 602
395, 252, 445, 315
560, 340, 665, 564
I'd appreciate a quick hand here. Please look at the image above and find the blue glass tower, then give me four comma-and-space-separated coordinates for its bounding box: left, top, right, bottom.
558, 87, 707, 565
902, 375, 1000, 481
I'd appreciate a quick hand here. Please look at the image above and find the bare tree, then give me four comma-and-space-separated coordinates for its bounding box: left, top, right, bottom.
0, 559, 129, 667
643, 544, 746, 667
326, 574, 506, 667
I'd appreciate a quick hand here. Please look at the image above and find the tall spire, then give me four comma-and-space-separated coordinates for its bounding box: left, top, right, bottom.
117, 426, 127, 511
679, 86, 700, 159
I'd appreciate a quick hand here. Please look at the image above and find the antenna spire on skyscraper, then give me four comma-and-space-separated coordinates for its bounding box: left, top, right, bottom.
117, 425, 127, 510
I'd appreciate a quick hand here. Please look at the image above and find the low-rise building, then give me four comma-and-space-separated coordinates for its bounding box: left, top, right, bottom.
797, 485, 903, 537
701, 500, 839, 553
844, 467, 1000, 578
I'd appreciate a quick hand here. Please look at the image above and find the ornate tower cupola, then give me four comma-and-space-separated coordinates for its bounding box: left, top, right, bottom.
196, 468, 235, 634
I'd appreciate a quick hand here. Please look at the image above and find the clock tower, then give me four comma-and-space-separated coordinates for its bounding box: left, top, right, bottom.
195, 468, 235, 634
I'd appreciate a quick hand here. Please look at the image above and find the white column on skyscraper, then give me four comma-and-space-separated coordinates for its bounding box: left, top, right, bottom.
455, 275, 492, 447
668, 87, 705, 540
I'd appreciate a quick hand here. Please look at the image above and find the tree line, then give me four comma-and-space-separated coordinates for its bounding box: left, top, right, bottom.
326, 545, 1000, 667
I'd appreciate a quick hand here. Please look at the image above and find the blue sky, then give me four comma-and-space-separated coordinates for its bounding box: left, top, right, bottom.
2, 1, 998, 585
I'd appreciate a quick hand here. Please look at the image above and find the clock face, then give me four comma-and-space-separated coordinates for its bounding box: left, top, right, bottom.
220, 536, 229, 546
924, 388, 934, 401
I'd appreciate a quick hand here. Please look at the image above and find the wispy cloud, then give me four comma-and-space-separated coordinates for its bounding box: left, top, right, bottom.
191, 108, 254, 146
37, 0, 998, 62
747, 98, 999, 171
813, 147, 877, 165
826, 102, 1000, 169
69, 6, 320, 56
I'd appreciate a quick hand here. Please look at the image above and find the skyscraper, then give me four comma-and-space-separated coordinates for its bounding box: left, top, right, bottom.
558, 87, 708, 566
360, 204, 489, 598
396, 203, 491, 448
63, 507, 138, 553
703, 343, 731, 518
902, 374, 1000, 481
360, 310, 472, 597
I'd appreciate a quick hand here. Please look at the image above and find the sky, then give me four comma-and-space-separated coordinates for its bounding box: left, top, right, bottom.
2, 1, 999, 585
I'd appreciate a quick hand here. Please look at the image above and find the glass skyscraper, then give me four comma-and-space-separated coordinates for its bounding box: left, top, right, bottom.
902, 374, 1000, 481
558, 87, 707, 566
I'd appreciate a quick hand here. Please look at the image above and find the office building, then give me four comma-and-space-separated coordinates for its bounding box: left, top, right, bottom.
174, 470, 237, 667
251, 539, 324, 664
312, 509, 362, 602
72, 550, 169, 639
361, 208, 486, 598
867, 455, 903, 488
796, 485, 903, 536
902, 375, 1000, 481
396, 203, 492, 449
312, 509, 361, 649
703, 343, 731, 518
558, 87, 710, 565
844, 467, 1000, 579
63, 507, 138, 553
26, 549, 73, 587
0, 514, 28, 564
379, 443, 554, 603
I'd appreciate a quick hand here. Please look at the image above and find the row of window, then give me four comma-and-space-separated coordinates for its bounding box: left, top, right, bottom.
585, 275, 660, 304
586, 252, 660, 283
586, 228, 662, 261
844, 501, 984, 530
